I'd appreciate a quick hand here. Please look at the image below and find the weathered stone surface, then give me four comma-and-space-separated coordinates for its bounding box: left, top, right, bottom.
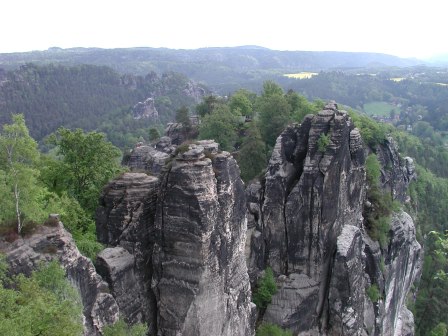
381, 212, 422, 335
328, 225, 365, 336
96, 247, 146, 325
127, 145, 170, 174
152, 142, 254, 336
263, 273, 319, 332
248, 103, 366, 333
248, 102, 421, 335
132, 97, 159, 120
165, 122, 185, 145
183, 80, 207, 102
96, 172, 159, 331
155, 136, 176, 154
395, 306, 415, 336
376, 137, 416, 202
0, 224, 119, 335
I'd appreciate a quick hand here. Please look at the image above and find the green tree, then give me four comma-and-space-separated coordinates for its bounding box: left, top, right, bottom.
252, 267, 277, 310
317, 133, 330, 153
415, 231, 448, 335
237, 124, 266, 182
0, 259, 83, 336
196, 95, 219, 117
258, 94, 291, 147
261, 81, 284, 97
47, 128, 122, 214
0, 114, 41, 233
230, 90, 253, 117
431, 323, 448, 336
199, 105, 238, 151
256, 323, 292, 336
175, 105, 192, 128
103, 319, 148, 336
148, 127, 160, 142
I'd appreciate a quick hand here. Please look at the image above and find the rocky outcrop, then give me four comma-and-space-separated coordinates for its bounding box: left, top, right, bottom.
247, 102, 421, 335
376, 137, 416, 202
152, 143, 254, 336
164, 122, 186, 145
381, 211, 421, 335
132, 97, 159, 120
0, 224, 119, 335
96, 172, 159, 332
127, 145, 170, 174
183, 81, 207, 102
96, 142, 253, 336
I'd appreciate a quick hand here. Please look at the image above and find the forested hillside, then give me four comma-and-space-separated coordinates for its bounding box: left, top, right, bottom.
0, 63, 206, 148
1, 56, 448, 333
0, 46, 421, 93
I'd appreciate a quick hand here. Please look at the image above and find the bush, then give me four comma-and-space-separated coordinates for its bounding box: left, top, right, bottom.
253, 267, 277, 310
317, 133, 330, 153
0, 259, 83, 335
103, 319, 148, 336
256, 323, 292, 336
366, 284, 381, 303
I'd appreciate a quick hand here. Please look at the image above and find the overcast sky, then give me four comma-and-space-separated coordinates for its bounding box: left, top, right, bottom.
1, 0, 446, 59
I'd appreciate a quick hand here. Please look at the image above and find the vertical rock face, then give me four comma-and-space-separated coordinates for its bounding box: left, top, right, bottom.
152, 144, 254, 336
96, 172, 159, 332
127, 145, 170, 174
0, 224, 119, 336
376, 137, 416, 202
381, 212, 421, 335
132, 97, 159, 120
248, 102, 421, 335
328, 225, 365, 335
249, 103, 366, 333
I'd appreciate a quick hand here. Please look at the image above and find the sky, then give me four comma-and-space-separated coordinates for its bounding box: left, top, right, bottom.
1, 0, 446, 59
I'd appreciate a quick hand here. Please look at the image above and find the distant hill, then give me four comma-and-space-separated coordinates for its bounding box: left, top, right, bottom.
0, 46, 423, 93
0, 63, 207, 148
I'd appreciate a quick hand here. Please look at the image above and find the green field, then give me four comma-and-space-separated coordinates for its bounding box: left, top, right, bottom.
284, 72, 318, 79
363, 101, 400, 117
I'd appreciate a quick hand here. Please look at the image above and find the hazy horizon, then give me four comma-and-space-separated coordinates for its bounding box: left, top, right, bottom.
2, 0, 447, 59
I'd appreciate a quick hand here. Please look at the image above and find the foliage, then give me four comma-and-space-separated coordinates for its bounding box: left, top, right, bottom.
237, 124, 267, 182
229, 89, 254, 117
199, 105, 238, 151
148, 127, 161, 142
175, 105, 192, 128
364, 154, 398, 248
0, 64, 202, 148
256, 323, 292, 336
253, 267, 277, 310
430, 323, 448, 336
258, 92, 291, 147
415, 231, 448, 335
0, 114, 47, 232
317, 133, 330, 153
102, 319, 148, 336
0, 259, 83, 336
366, 284, 381, 303
349, 111, 389, 148
196, 95, 219, 117
47, 127, 122, 214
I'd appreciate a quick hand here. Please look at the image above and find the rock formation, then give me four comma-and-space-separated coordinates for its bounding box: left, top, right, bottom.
1, 101, 422, 336
96, 172, 159, 332
0, 224, 119, 335
152, 143, 253, 336
127, 144, 170, 174
132, 97, 159, 120
375, 136, 416, 202
247, 102, 421, 335
97, 142, 254, 336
